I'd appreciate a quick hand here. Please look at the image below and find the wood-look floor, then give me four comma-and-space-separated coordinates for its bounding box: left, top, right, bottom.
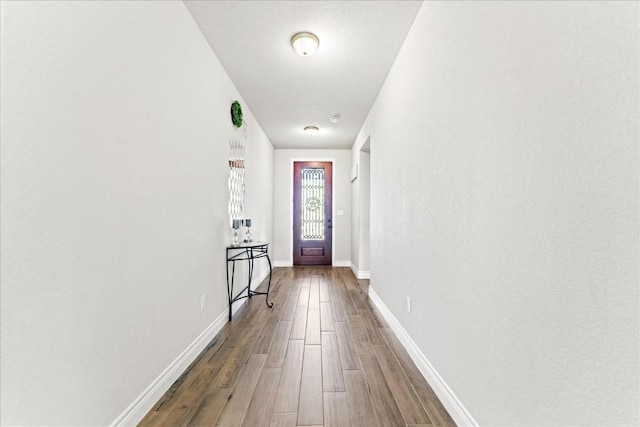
139, 267, 456, 427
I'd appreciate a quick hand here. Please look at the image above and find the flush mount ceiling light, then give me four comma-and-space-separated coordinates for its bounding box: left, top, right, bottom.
291, 32, 319, 56
329, 114, 341, 124
304, 126, 319, 136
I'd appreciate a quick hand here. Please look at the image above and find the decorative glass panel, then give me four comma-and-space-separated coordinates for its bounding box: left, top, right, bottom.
301, 168, 325, 240
228, 136, 245, 224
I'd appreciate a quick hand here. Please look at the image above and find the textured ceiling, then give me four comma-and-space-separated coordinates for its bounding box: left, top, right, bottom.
184, 0, 422, 149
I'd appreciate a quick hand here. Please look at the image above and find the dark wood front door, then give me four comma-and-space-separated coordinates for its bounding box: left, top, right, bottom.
293, 161, 332, 265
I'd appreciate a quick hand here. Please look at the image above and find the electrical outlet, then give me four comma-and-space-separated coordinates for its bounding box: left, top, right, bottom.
201, 294, 207, 312
406, 296, 412, 314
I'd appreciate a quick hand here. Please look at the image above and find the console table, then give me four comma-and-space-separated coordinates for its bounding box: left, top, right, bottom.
226, 241, 273, 321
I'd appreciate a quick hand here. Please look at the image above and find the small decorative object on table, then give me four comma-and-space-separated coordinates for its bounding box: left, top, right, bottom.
232, 219, 241, 245
244, 219, 252, 242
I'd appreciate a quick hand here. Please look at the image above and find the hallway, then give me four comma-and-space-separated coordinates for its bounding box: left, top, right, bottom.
139, 267, 455, 427
2, 2, 637, 425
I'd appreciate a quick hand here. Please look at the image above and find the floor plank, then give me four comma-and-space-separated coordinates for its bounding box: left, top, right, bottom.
380, 327, 427, 385
216, 354, 267, 426
265, 321, 294, 368
343, 370, 379, 427
372, 344, 431, 425
280, 276, 299, 297
319, 277, 331, 302
413, 383, 457, 427
341, 293, 358, 315
280, 295, 298, 321
320, 301, 335, 331
321, 331, 345, 392
329, 280, 348, 322
253, 315, 280, 354
214, 312, 268, 392
359, 354, 405, 426
298, 287, 310, 306
334, 321, 361, 370
242, 368, 282, 427
357, 304, 387, 345
290, 305, 308, 340
309, 279, 320, 310
346, 314, 374, 356
305, 308, 321, 345
323, 392, 350, 427
297, 345, 323, 426
273, 340, 305, 413
270, 412, 298, 427
363, 297, 389, 328
187, 388, 229, 426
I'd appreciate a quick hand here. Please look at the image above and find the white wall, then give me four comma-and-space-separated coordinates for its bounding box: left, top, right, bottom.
353, 1, 639, 425
244, 125, 275, 247
273, 149, 351, 266
351, 147, 371, 278
358, 151, 370, 273
0, 1, 273, 425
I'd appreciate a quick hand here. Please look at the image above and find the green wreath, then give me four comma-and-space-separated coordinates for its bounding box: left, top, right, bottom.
230, 101, 243, 128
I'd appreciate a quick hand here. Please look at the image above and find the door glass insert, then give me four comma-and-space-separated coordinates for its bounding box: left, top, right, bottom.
301, 168, 325, 240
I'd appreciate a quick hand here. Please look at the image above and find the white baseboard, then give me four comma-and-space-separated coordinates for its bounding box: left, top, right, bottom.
274, 260, 292, 267
110, 270, 269, 426
350, 262, 370, 279
358, 270, 370, 279
368, 287, 479, 427
274, 260, 351, 268
350, 262, 358, 278
109, 311, 228, 426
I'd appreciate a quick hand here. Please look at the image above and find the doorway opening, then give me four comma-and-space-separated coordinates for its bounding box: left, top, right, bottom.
293, 161, 333, 265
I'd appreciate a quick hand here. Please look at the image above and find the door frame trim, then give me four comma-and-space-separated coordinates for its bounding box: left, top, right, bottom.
289, 158, 335, 266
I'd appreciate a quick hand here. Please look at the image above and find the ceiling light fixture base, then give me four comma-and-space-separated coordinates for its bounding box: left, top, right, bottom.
304, 126, 319, 136
291, 32, 319, 56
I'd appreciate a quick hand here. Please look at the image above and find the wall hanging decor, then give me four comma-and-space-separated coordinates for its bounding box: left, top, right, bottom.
228, 135, 246, 242
230, 100, 243, 128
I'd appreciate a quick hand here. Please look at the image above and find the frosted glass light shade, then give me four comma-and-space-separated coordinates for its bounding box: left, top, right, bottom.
291, 32, 319, 56
304, 126, 319, 136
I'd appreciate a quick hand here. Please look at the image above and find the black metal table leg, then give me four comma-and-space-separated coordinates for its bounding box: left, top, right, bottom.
247, 247, 254, 298
226, 258, 231, 322
225, 242, 274, 321
264, 252, 273, 308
